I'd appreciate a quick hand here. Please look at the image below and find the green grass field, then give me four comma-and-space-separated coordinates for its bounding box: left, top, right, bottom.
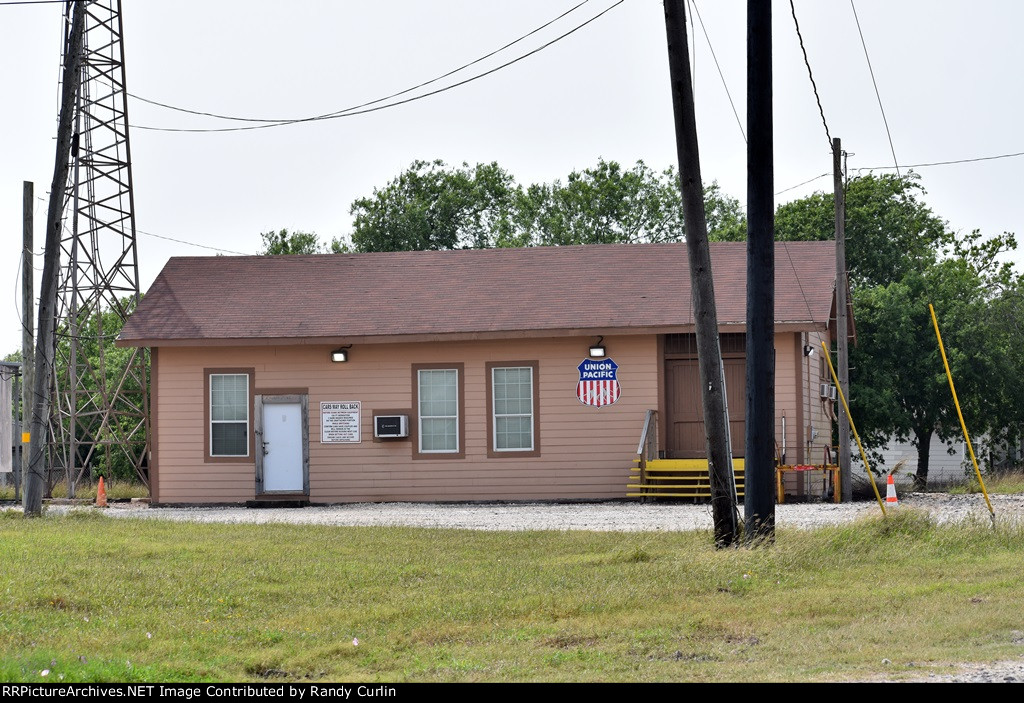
1, 508, 1022, 682
950, 470, 1024, 496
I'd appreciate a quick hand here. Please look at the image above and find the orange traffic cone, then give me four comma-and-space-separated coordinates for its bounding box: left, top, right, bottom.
96, 476, 108, 508
885, 474, 899, 506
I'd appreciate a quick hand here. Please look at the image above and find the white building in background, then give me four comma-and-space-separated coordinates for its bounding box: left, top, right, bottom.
878, 432, 1024, 488
878, 434, 977, 488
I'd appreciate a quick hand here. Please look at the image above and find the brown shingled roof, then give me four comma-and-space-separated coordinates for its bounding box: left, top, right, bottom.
118, 242, 837, 346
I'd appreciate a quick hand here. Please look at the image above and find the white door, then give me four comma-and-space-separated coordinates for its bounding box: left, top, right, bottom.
262, 402, 304, 492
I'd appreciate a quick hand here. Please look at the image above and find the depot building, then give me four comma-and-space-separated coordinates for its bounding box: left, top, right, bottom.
117, 241, 845, 505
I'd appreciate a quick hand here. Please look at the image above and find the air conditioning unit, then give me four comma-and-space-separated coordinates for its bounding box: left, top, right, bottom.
820, 383, 839, 401
374, 414, 409, 438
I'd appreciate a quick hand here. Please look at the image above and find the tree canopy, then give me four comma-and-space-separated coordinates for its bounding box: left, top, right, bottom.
849, 233, 1021, 487
350, 160, 519, 252
258, 229, 325, 255
771, 172, 947, 287
769, 172, 1024, 485
343, 158, 745, 252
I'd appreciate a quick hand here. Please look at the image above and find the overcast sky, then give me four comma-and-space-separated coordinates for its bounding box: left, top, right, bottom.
2, 0, 1023, 357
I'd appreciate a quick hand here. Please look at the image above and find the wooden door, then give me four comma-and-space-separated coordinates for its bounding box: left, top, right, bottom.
664, 357, 745, 459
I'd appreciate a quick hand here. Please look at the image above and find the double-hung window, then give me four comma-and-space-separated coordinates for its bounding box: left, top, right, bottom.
209, 372, 250, 457
487, 362, 540, 457
416, 367, 460, 454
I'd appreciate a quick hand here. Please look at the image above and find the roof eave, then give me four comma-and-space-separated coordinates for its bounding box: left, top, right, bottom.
116, 320, 830, 348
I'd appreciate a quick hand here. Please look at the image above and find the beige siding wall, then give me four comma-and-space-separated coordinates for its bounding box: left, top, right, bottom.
806, 330, 834, 466
774, 332, 799, 465
155, 335, 658, 503
776, 330, 835, 498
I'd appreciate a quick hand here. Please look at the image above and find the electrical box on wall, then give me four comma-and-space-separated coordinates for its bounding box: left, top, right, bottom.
374, 415, 409, 438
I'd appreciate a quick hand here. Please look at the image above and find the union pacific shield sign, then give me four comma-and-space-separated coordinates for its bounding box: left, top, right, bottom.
577, 358, 620, 408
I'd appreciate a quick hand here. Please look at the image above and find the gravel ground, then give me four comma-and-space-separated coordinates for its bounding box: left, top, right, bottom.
46, 490, 1023, 532
39, 491, 1024, 682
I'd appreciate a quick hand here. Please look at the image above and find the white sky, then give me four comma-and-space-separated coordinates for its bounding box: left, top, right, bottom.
2, 0, 1023, 357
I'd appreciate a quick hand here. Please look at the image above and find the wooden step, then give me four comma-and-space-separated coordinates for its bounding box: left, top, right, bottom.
645, 458, 746, 470
629, 483, 745, 490
639, 467, 745, 476
627, 491, 746, 498
633, 458, 747, 469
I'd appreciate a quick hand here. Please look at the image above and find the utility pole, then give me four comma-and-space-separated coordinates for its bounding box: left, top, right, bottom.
744, 0, 775, 542
664, 0, 738, 547
833, 138, 852, 502
25, 1, 84, 516
20, 180, 34, 502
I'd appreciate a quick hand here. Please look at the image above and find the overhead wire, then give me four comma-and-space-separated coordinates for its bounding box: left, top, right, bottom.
34, 194, 252, 255
855, 150, 1024, 172
850, 0, 900, 176
771, 147, 1024, 201
134, 228, 252, 256
688, 0, 746, 144
0, 0, 67, 5
130, 0, 593, 125
789, 0, 831, 148
132, 0, 626, 133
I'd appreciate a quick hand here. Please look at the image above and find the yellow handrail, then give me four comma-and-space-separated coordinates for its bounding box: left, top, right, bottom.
821, 341, 887, 516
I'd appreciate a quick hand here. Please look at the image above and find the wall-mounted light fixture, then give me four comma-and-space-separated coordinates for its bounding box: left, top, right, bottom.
803, 344, 815, 357
331, 345, 352, 363
589, 336, 606, 358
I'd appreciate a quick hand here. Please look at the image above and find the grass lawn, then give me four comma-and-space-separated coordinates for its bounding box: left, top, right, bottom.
0, 508, 1022, 682
950, 470, 1024, 496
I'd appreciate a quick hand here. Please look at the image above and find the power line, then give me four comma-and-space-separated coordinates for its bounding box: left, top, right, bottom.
689, 0, 746, 144
686, 0, 696, 92
132, 1, 626, 134
776, 172, 830, 196
135, 228, 251, 256
850, 0, 900, 176
36, 193, 250, 255
789, 0, 831, 148
855, 150, 1024, 172
763, 147, 1024, 204
130, 0, 592, 125
780, 240, 818, 324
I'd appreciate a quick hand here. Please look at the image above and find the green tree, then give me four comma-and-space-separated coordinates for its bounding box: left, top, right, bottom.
772, 172, 947, 287
258, 229, 325, 255
752, 171, 1020, 485
850, 231, 1021, 488
347, 158, 746, 251
350, 160, 519, 252
513, 160, 744, 245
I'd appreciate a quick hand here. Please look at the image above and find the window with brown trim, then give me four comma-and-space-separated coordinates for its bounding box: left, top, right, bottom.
412, 363, 465, 459
486, 361, 541, 458
204, 368, 255, 462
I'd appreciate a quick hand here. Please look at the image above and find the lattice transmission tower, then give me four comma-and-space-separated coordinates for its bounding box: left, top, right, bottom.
50, 0, 148, 494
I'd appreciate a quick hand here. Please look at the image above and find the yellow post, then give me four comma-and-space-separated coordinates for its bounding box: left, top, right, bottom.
821, 341, 887, 516
928, 304, 995, 522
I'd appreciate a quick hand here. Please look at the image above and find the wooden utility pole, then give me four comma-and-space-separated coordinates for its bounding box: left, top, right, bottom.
664, 0, 738, 547
20, 181, 34, 502
833, 138, 852, 502
744, 0, 775, 542
25, 1, 84, 516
